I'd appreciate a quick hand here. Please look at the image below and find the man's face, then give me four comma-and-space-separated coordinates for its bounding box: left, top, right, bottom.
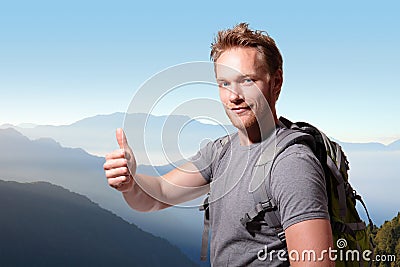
215, 47, 277, 131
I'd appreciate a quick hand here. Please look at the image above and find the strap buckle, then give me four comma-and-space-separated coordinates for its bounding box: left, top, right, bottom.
199, 194, 210, 211
277, 231, 286, 243
240, 213, 251, 227
260, 200, 274, 211
199, 204, 208, 211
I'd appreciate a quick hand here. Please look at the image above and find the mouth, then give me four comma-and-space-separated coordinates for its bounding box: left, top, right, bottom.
230, 105, 252, 115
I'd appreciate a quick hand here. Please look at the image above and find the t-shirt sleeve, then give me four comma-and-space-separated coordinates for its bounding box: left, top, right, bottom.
189, 139, 220, 183
270, 144, 329, 230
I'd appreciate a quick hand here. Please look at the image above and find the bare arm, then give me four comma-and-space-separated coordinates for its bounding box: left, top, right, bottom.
125, 163, 209, 211
103, 128, 208, 212
285, 218, 334, 266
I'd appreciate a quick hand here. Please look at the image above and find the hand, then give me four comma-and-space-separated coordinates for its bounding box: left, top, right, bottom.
103, 128, 137, 192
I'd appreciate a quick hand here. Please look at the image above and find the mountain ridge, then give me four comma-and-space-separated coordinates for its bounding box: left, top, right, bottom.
1, 113, 398, 157
0, 179, 197, 267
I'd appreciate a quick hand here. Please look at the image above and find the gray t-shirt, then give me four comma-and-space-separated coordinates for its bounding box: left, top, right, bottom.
191, 126, 329, 266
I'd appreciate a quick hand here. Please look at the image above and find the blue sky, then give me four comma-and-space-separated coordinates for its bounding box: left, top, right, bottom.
0, 0, 399, 144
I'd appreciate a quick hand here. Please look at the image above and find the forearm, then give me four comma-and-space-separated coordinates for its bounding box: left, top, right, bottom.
120, 174, 162, 212
123, 173, 209, 212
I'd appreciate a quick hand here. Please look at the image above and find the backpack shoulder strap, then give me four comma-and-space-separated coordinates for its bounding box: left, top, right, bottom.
217, 134, 231, 161
200, 133, 232, 261
241, 122, 316, 246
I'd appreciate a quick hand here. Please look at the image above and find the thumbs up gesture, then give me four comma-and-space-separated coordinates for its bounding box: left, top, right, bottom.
103, 128, 137, 192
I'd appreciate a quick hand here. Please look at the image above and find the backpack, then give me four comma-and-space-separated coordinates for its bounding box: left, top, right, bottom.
200, 116, 374, 266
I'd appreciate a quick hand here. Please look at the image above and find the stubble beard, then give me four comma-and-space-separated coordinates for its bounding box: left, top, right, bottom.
225, 108, 259, 130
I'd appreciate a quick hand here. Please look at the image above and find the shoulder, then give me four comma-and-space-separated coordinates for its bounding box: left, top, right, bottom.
271, 141, 325, 189
191, 133, 231, 159
189, 132, 238, 182
273, 137, 323, 177
270, 142, 329, 230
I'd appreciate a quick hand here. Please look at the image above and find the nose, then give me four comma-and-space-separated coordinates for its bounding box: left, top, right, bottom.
228, 83, 244, 103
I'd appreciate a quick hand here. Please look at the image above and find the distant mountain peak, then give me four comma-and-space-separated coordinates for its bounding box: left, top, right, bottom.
0, 123, 15, 129
388, 139, 400, 149
0, 127, 93, 158
0, 127, 28, 139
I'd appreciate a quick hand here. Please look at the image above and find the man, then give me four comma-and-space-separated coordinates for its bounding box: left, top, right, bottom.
103, 23, 334, 266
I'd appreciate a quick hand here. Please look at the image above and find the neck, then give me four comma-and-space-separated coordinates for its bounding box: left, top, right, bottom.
237, 116, 278, 146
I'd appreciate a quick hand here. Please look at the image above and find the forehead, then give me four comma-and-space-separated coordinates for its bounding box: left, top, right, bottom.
215, 47, 265, 79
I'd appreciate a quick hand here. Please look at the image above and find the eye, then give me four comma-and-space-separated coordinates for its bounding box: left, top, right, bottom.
243, 78, 254, 85
219, 81, 229, 87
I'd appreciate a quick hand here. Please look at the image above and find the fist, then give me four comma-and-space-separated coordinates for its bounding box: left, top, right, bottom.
103, 128, 137, 192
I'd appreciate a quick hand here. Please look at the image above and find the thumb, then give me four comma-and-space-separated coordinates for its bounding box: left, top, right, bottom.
116, 128, 128, 149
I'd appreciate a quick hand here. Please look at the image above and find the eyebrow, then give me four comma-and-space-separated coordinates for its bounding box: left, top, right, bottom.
216, 73, 257, 82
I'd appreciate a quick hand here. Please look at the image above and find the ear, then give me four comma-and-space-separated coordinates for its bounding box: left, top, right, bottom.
272, 69, 283, 101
